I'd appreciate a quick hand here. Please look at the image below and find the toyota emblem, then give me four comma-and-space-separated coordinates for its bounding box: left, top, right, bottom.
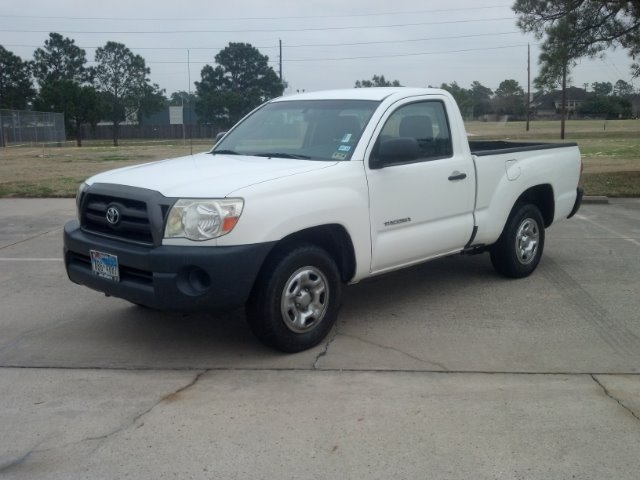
106, 206, 121, 226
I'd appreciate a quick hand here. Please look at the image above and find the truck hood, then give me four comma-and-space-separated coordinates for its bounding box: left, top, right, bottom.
87, 152, 338, 198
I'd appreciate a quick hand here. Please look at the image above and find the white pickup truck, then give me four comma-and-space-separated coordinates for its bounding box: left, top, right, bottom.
64, 87, 583, 352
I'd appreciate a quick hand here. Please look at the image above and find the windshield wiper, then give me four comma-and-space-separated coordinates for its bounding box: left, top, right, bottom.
211, 149, 240, 155
253, 152, 312, 159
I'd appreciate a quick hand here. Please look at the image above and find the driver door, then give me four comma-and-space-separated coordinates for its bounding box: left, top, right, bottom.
366, 98, 475, 273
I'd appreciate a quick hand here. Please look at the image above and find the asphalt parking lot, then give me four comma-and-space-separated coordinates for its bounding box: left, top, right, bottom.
1, 197, 639, 479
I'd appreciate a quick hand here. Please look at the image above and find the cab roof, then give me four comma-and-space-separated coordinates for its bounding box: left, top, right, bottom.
271, 87, 445, 103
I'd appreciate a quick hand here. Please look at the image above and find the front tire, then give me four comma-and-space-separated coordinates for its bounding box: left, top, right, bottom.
490, 204, 545, 278
246, 243, 342, 353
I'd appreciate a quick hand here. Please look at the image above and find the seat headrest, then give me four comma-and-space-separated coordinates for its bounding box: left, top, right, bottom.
399, 115, 433, 140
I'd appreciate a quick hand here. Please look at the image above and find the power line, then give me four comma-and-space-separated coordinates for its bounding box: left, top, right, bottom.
604, 59, 630, 81
1, 31, 523, 52
84, 44, 533, 65
1, 5, 510, 22
0, 17, 516, 34
284, 44, 533, 62
285, 31, 523, 48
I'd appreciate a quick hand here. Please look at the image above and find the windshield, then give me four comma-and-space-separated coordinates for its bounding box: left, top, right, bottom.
213, 99, 380, 161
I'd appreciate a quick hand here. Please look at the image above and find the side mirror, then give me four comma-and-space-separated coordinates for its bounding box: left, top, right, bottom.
215, 131, 227, 143
371, 137, 420, 169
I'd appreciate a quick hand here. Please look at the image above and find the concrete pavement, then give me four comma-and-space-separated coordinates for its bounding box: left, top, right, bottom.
0, 198, 639, 479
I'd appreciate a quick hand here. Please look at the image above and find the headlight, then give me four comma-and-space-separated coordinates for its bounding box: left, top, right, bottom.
164, 198, 244, 241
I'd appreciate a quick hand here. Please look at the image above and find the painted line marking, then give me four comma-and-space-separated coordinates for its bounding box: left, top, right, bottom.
575, 214, 640, 247
0, 258, 63, 261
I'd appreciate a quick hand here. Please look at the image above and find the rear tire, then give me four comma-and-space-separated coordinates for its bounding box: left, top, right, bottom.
246, 243, 342, 353
490, 204, 545, 278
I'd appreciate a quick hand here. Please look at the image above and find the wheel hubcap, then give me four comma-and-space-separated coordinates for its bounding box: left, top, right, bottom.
281, 267, 329, 333
515, 217, 540, 265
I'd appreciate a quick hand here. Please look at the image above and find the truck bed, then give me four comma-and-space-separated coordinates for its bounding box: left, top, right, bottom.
469, 140, 578, 157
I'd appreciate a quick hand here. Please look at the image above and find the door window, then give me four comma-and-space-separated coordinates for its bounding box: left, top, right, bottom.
377, 101, 453, 162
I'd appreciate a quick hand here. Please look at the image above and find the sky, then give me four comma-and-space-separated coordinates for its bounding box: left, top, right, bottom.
1, 0, 638, 96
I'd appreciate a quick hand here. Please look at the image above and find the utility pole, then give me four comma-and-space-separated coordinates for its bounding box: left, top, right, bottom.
526, 43, 530, 132
181, 94, 186, 146
187, 49, 193, 155
561, 59, 567, 140
279, 39, 283, 81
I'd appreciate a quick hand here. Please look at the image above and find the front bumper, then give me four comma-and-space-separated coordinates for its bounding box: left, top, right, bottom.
64, 220, 275, 311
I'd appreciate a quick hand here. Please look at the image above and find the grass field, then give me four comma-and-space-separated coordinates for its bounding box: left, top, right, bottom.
1, 119, 639, 197
0, 140, 213, 197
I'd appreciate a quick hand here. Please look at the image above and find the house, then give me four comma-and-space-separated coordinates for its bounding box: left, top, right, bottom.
531, 87, 591, 119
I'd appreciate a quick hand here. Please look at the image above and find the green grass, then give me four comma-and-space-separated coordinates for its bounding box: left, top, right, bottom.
98, 154, 149, 162
465, 119, 640, 139
0, 176, 87, 198
582, 171, 640, 197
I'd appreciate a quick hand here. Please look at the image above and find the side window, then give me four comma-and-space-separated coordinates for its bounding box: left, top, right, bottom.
378, 101, 453, 162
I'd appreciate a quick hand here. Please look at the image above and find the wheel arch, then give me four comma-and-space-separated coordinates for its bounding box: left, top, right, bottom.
261, 224, 357, 284
514, 184, 555, 228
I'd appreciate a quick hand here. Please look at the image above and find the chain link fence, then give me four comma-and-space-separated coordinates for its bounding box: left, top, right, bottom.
0, 109, 65, 147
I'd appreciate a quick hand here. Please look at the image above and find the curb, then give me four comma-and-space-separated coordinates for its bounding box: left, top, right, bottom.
582, 196, 609, 204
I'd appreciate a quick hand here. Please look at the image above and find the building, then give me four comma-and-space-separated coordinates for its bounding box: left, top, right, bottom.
531, 87, 591, 119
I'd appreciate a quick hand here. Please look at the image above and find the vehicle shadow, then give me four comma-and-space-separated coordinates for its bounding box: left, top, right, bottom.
1, 254, 498, 369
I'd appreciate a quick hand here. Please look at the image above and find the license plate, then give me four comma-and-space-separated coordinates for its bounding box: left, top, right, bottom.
90, 250, 120, 282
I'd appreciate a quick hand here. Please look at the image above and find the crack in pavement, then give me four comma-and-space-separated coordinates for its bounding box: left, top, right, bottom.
1, 370, 209, 472
82, 369, 209, 443
0, 438, 48, 475
0, 445, 38, 475
0, 228, 61, 251
1, 370, 638, 472
0, 364, 639, 375
336, 333, 449, 371
313, 323, 339, 369
309, 319, 450, 372
591, 374, 640, 424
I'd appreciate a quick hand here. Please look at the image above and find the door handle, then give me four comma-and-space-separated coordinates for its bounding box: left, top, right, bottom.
448, 171, 467, 181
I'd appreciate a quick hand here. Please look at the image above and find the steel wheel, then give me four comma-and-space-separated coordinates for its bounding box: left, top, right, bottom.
246, 243, 342, 352
490, 203, 545, 278
515, 217, 540, 265
280, 267, 329, 333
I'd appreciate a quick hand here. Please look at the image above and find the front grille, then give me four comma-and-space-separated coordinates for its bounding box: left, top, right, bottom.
82, 193, 154, 244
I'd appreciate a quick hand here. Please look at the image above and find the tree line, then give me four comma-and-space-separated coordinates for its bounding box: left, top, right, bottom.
439, 79, 529, 119
0, 34, 165, 146
354, 74, 637, 120
439, 78, 636, 120
353, 75, 532, 118
0, 37, 284, 146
